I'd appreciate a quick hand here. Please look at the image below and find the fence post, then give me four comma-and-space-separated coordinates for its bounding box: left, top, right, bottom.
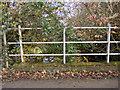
3, 30, 8, 68
18, 25, 24, 62
107, 24, 111, 63
0, 30, 3, 69
63, 27, 66, 64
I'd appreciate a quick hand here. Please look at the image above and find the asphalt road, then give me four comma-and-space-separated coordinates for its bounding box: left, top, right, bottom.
2, 79, 118, 88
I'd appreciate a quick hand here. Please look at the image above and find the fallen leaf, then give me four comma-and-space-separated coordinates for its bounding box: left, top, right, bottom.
2, 83, 6, 86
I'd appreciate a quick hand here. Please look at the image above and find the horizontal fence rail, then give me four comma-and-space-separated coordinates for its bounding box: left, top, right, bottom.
9, 54, 64, 56
3, 25, 120, 64
9, 53, 120, 57
7, 26, 119, 30
8, 41, 120, 44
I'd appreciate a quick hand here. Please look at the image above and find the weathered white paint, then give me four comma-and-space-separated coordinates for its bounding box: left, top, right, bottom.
3, 30, 8, 68
6, 25, 120, 64
7, 26, 119, 30
18, 25, 24, 62
63, 27, 66, 64
107, 24, 111, 63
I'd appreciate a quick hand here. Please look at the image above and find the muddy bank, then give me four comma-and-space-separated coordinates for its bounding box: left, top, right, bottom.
14, 65, 118, 72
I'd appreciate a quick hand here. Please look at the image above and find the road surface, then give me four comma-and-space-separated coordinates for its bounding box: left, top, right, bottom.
2, 79, 118, 88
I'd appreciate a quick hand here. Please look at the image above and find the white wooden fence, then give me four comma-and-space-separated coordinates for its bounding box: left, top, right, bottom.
3, 24, 120, 64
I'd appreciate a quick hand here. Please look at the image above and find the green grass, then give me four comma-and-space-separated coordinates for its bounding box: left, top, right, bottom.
12, 61, 120, 69
66, 61, 120, 66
